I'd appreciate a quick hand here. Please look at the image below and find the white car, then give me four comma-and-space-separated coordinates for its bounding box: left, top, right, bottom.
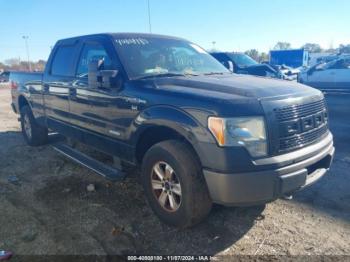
279, 65, 302, 81
298, 57, 350, 92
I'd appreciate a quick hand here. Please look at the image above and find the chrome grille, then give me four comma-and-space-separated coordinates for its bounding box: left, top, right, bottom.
275, 99, 326, 122
279, 125, 328, 152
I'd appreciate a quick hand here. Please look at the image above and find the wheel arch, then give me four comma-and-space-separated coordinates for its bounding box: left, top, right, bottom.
132, 106, 206, 166
18, 95, 31, 112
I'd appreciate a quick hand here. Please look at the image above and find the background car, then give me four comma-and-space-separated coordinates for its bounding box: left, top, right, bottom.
211, 52, 281, 78
0, 71, 10, 82
298, 57, 350, 92
266, 63, 301, 81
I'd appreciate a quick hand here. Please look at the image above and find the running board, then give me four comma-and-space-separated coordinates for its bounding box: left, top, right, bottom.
52, 143, 126, 181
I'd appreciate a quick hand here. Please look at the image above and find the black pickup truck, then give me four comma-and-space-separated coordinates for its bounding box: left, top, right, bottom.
10, 33, 334, 228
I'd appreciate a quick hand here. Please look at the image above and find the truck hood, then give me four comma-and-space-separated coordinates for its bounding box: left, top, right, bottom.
151, 74, 320, 100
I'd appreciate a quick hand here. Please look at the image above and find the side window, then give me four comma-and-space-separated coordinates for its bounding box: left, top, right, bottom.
76, 43, 113, 77
329, 59, 350, 70
51, 45, 77, 76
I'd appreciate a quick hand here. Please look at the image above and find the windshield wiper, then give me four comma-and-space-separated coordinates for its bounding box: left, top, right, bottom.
136, 73, 197, 79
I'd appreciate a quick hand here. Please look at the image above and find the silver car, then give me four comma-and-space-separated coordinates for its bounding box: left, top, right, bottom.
298, 57, 350, 93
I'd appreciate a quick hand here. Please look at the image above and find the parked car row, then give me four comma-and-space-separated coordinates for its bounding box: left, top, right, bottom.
211, 52, 283, 79
209, 49, 349, 93
210, 51, 306, 81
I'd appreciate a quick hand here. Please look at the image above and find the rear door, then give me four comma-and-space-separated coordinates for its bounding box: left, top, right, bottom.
43, 40, 80, 124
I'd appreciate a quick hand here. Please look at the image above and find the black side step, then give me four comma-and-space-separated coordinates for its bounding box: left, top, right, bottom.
52, 143, 126, 181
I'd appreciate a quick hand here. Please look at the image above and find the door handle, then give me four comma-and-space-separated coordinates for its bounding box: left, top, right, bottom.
69, 88, 77, 97
43, 84, 49, 92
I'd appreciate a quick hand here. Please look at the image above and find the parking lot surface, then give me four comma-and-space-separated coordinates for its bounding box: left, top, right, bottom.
0, 85, 349, 256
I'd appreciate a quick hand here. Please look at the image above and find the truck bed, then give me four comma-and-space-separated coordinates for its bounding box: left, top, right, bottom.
10, 71, 43, 86
10, 71, 44, 115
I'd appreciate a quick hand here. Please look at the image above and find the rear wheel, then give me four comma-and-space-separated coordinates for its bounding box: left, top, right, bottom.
20, 105, 48, 146
141, 140, 212, 228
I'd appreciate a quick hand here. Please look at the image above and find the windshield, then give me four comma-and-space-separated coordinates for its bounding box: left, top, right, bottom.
227, 53, 258, 67
114, 36, 229, 79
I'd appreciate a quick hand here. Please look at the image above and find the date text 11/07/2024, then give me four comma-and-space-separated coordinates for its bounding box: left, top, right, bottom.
127, 255, 215, 261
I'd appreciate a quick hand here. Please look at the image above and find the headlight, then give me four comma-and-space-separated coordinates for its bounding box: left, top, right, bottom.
208, 116, 267, 157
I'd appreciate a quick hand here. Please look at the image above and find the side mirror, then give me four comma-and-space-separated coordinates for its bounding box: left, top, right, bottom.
227, 61, 234, 72
88, 60, 99, 88
99, 69, 119, 89
223, 61, 234, 72
88, 60, 119, 89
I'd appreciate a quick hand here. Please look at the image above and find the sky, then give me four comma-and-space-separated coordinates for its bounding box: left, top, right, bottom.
0, 0, 349, 62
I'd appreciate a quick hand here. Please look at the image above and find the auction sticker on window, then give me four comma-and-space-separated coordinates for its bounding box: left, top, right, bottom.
190, 43, 207, 54
115, 38, 149, 46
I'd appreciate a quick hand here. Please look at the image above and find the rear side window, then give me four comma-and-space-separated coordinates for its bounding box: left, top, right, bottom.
76, 43, 113, 76
51, 45, 77, 76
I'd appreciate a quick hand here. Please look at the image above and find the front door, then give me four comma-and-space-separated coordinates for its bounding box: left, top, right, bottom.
70, 38, 132, 141
306, 64, 336, 90
332, 58, 350, 91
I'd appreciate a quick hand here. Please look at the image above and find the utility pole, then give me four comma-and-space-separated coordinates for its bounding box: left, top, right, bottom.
147, 0, 152, 33
212, 41, 216, 50
22, 36, 31, 71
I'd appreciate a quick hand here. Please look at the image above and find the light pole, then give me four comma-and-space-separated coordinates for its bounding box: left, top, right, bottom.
147, 0, 152, 33
22, 36, 31, 71
212, 41, 216, 50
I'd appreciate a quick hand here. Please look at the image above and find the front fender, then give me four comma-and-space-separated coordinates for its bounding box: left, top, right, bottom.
129, 105, 216, 161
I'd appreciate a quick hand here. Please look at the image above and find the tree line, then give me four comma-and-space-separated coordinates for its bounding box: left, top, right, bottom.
0, 58, 46, 72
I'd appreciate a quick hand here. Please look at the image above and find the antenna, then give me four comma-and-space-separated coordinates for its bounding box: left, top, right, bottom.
147, 0, 152, 33
22, 36, 32, 71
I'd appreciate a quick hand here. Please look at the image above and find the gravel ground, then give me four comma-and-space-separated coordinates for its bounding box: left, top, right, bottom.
0, 85, 349, 259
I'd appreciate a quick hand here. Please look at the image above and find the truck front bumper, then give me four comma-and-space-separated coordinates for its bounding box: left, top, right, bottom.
203, 132, 334, 206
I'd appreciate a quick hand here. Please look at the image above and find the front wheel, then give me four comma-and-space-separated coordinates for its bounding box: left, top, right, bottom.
141, 140, 212, 228
20, 105, 48, 146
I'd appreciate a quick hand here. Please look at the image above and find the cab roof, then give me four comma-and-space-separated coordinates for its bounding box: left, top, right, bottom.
57, 32, 187, 44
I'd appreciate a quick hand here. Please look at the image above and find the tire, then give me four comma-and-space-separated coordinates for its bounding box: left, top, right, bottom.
141, 140, 212, 228
20, 105, 48, 146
